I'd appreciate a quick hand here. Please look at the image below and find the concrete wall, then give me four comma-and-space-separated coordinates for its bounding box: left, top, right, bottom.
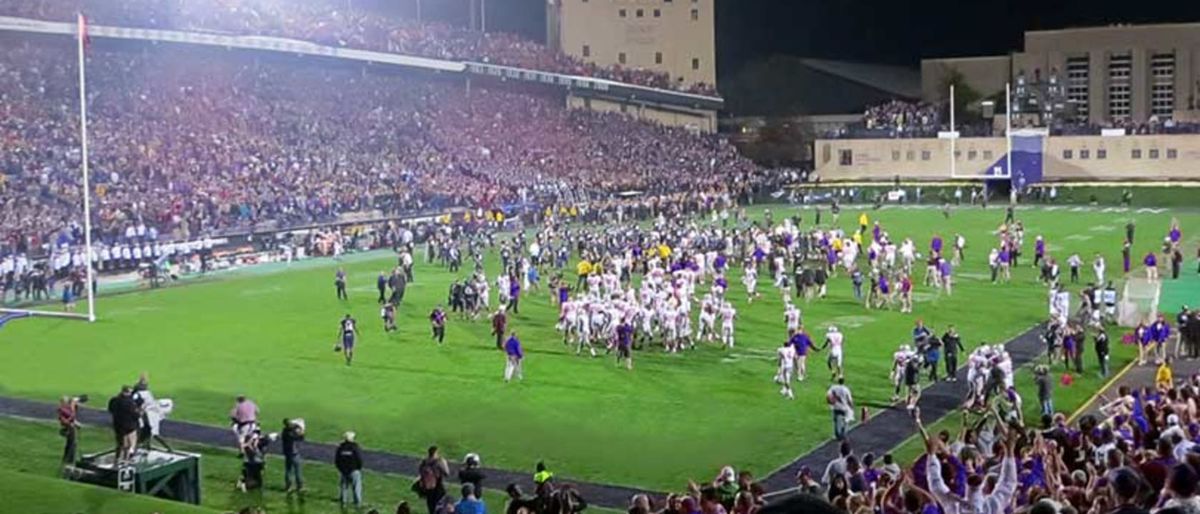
566, 94, 717, 133
815, 135, 1200, 181
555, 0, 716, 88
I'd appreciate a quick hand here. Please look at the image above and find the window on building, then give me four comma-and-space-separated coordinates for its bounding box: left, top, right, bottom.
905, 150, 914, 161
982, 150, 993, 160
1107, 53, 1132, 120
1062, 149, 1073, 159
1079, 149, 1090, 159
1097, 149, 1107, 160
691, 8, 698, 20
1065, 55, 1090, 122
636, 8, 644, 17
1151, 52, 1176, 118
655, 52, 662, 64
618, 52, 626, 64
692, 58, 700, 70
619, 8, 626, 17
1167, 148, 1178, 159
891, 150, 901, 161
968, 150, 977, 160
653, 9, 661, 17
1131, 148, 1142, 159
582, 45, 590, 57
920, 150, 930, 161
839, 149, 853, 166
1149, 148, 1160, 159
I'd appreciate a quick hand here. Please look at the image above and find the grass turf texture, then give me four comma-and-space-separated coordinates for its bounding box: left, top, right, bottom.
0, 417, 548, 514
1, 204, 1196, 491
0, 467, 218, 514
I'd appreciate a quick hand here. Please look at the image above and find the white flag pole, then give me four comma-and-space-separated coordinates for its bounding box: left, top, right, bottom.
77, 13, 96, 323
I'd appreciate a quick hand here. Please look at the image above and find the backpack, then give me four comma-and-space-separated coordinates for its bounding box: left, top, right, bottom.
418, 459, 441, 492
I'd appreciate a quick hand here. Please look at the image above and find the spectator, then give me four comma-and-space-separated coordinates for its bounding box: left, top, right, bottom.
459, 453, 486, 497
456, 483, 487, 514
1035, 365, 1054, 416
281, 418, 306, 493
335, 431, 364, 509
505, 483, 540, 514
417, 445, 451, 514
826, 378, 854, 440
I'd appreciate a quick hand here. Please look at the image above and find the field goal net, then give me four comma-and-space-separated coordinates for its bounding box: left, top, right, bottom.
1117, 278, 1161, 327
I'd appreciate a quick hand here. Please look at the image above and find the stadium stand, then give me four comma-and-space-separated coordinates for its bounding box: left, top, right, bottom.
0, 34, 759, 253
0, 0, 717, 96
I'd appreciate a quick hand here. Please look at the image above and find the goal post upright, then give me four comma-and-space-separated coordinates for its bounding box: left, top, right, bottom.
77, 12, 96, 322
1007, 81, 1015, 205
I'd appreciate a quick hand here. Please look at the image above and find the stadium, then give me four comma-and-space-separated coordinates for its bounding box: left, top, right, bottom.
0, 1, 1198, 514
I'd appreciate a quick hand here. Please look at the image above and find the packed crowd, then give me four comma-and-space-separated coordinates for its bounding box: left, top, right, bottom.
1050, 118, 1200, 137
0, 36, 758, 258
862, 101, 943, 137
0, 0, 718, 96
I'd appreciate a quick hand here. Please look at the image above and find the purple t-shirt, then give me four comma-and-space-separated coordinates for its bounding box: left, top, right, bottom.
505, 336, 523, 358
789, 333, 812, 355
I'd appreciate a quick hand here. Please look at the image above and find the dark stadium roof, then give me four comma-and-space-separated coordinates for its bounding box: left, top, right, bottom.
794, 58, 922, 99
719, 55, 921, 117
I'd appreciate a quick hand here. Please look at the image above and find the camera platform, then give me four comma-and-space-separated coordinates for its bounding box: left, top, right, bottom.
65, 448, 201, 505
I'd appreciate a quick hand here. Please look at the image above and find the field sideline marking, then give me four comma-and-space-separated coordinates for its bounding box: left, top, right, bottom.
1066, 358, 1139, 424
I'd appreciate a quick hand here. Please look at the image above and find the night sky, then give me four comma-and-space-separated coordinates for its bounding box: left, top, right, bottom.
390, 0, 1200, 78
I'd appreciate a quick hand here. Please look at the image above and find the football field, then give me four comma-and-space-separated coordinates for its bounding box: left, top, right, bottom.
1, 204, 1196, 492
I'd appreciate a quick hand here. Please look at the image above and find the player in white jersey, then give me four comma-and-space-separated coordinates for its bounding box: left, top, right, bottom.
576, 305, 594, 356
697, 301, 717, 342
719, 302, 737, 348
586, 274, 602, 298
899, 239, 915, 273
784, 303, 802, 333
775, 341, 797, 399
497, 274, 511, 306
661, 303, 680, 352
890, 346, 914, 402
676, 308, 694, 349
742, 264, 759, 303
559, 300, 577, 343
823, 326, 846, 381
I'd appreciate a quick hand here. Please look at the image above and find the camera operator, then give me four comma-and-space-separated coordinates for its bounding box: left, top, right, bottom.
107, 386, 141, 464
58, 395, 85, 464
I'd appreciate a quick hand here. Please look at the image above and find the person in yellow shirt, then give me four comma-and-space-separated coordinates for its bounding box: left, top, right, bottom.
858, 212, 869, 232
1156, 357, 1174, 390
852, 231, 863, 247
576, 260, 592, 288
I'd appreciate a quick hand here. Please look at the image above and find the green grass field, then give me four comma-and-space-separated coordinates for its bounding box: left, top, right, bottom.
0, 416, 531, 514
1, 204, 1196, 494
